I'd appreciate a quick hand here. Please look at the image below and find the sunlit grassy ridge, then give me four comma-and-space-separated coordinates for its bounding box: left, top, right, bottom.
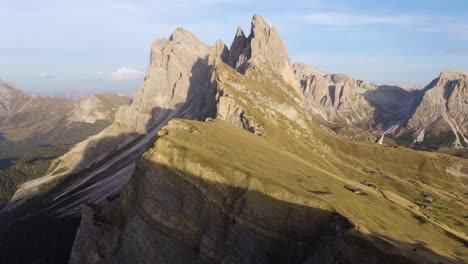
142, 64, 468, 262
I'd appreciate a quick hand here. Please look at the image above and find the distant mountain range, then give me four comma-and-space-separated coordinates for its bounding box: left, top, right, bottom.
294, 64, 468, 150
0, 80, 129, 208
0, 80, 130, 159
0, 15, 466, 264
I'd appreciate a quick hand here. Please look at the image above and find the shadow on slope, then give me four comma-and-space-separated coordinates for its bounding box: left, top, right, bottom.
70, 157, 466, 264
362, 85, 424, 129
0, 133, 139, 264
0, 57, 216, 263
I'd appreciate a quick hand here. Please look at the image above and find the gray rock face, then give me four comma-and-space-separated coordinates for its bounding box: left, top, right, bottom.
407, 71, 468, 148
5, 27, 217, 215
0, 80, 30, 117
209, 39, 229, 67
229, 15, 298, 91
361, 85, 422, 130
294, 63, 376, 128
294, 63, 468, 148
227, 27, 248, 69
115, 28, 214, 133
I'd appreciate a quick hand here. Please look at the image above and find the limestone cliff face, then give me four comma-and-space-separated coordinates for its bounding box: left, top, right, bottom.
211, 16, 309, 134
294, 63, 376, 128
293, 64, 468, 149
53, 28, 214, 169
0, 80, 30, 117
5, 28, 216, 214
361, 85, 422, 130
213, 63, 309, 137
407, 71, 468, 148
115, 28, 214, 133
228, 15, 299, 95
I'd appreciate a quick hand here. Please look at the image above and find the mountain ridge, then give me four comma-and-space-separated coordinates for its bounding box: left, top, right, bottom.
0, 15, 466, 264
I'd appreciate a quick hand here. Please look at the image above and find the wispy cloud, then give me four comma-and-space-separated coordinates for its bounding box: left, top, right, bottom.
111, 67, 145, 81
445, 48, 468, 54
298, 11, 467, 37
301, 12, 429, 26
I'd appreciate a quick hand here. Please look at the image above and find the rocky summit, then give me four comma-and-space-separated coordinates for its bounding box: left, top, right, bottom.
294, 63, 468, 150
0, 80, 30, 118
407, 71, 468, 148
0, 15, 467, 264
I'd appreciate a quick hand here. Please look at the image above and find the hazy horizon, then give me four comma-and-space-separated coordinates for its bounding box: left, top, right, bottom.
1, 0, 467, 96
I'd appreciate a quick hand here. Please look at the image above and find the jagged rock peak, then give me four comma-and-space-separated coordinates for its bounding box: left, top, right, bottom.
438, 70, 468, 80
169, 27, 200, 43
247, 15, 297, 87
235, 26, 245, 37
115, 27, 212, 132
293, 63, 325, 79
251, 14, 270, 34
0, 80, 30, 116
407, 70, 468, 148
208, 39, 229, 66
227, 15, 298, 89
228, 27, 248, 69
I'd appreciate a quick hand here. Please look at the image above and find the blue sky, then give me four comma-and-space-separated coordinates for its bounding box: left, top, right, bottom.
1, 0, 467, 96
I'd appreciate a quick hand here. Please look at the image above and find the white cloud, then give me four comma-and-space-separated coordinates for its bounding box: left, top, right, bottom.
298, 11, 468, 38
111, 67, 145, 81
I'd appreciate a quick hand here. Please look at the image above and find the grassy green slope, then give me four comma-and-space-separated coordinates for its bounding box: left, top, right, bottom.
155, 117, 467, 262
149, 63, 468, 262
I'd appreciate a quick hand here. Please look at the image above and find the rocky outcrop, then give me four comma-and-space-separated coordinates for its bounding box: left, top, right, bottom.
208, 39, 229, 67
227, 27, 248, 69
115, 28, 214, 133
68, 94, 129, 124
294, 63, 376, 128
407, 71, 468, 148
0, 80, 30, 118
294, 64, 468, 149
361, 85, 422, 130
4, 26, 217, 215
228, 15, 299, 93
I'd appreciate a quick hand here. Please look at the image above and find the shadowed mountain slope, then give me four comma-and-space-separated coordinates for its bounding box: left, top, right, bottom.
0, 15, 466, 264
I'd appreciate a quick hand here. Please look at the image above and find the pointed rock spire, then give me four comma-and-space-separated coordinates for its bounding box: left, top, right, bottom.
169, 27, 200, 44
250, 14, 271, 37
228, 27, 248, 70
116, 27, 212, 132
209, 39, 229, 66
227, 15, 298, 89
